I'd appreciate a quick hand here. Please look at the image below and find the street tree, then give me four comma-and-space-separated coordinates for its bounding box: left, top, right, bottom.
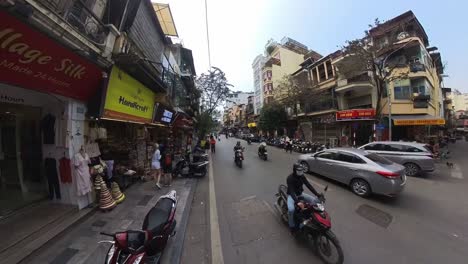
258, 102, 287, 135
196, 67, 233, 116
195, 67, 233, 137
337, 18, 409, 122
274, 73, 333, 118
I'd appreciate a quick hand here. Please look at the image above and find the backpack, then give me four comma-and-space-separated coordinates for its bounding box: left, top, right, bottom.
164, 154, 172, 166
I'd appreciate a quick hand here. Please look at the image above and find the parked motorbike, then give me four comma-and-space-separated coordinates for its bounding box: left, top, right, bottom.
100, 191, 178, 264
234, 148, 244, 168
274, 185, 343, 264
174, 156, 209, 177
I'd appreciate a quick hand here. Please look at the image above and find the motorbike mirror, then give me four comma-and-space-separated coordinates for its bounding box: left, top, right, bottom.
324, 185, 329, 192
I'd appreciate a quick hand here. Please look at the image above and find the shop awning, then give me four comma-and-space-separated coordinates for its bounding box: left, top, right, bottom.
392, 115, 445, 126
152, 3, 178, 37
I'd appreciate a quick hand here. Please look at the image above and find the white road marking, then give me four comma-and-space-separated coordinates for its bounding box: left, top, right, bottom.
240, 195, 256, 201
208, 154, 224, 264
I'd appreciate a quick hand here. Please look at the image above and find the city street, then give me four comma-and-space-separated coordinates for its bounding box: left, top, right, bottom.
182, 137, 468, 264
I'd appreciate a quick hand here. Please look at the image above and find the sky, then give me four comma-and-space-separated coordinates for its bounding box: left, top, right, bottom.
156, 0, 467, 93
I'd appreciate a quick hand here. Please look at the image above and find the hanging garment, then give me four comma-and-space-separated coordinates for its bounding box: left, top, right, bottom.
41, 114, 56, 144
85, 143, 101, 158
44, 158, 61, 199
74, 152, 92, 196
59, 157, 72, 183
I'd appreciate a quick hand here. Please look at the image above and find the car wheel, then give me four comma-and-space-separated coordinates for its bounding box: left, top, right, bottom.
350, 179, 371, 197
300, 161, 310, 173
404, 163, 420, 177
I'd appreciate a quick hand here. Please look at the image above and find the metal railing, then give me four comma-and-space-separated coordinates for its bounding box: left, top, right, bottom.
41, 0, 108, 45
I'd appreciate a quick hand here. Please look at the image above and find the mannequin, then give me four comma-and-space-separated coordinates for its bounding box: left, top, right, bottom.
74, 145, 92, 197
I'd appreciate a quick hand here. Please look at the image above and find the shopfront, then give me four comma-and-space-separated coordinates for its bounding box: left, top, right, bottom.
298, 112, 338, 146
391, 115, 445, 141
0, 12, 104, 214
88, 66, 160, 190
336, 109, 376, 147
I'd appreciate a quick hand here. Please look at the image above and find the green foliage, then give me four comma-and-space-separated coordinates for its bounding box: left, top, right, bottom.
196, 111, 215, 138
258, 103, 287, 133
195, 67, 232, 137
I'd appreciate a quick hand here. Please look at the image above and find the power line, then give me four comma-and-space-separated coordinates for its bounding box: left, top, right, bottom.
204, 0, 211, 69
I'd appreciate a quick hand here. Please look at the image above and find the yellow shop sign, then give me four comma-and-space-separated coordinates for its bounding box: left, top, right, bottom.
103, 67, 156, 123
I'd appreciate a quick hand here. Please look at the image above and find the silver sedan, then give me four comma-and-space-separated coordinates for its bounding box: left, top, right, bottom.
298, 148, 406, 197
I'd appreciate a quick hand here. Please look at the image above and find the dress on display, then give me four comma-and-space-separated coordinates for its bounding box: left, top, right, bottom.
74, 152, 92, 196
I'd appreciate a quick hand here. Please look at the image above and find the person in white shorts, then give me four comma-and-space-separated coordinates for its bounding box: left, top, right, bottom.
152, 144, 162, 189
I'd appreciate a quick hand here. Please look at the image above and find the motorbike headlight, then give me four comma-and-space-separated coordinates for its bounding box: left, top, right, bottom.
313, 203, 325, 212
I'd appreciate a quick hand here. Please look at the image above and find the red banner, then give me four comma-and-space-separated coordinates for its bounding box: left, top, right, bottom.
336, 109, 376, 121
0, 11, 103, 101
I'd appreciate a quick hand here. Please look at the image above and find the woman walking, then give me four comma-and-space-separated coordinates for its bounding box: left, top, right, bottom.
152, 144, 162, 189
210, 135, 216, 153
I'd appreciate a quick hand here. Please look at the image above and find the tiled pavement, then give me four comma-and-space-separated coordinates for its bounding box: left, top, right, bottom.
20, 178, 196, 264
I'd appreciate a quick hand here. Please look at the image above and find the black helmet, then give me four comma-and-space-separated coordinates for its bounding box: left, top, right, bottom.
293, 163, 304, 175
236, 141, 241, 146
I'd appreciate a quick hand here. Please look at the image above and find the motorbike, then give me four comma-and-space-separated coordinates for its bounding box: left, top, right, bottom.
247, 138, 252, 145
174, 156, 209, 177
100, 190, 178, 264
274, 185, 344, 264
234, 148, 244, 168
258, 149, 268, 161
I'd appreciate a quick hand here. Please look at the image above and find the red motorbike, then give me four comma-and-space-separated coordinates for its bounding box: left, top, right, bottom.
275, 185, 344, 264
99, 190, 177, 264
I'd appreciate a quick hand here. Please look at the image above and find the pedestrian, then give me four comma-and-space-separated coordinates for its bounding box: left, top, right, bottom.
210, 135, 216, 153
151, 144, 162, 189
162, 146, 173, 187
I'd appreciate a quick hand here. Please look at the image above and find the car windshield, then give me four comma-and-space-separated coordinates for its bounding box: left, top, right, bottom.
365, 153, 393, 165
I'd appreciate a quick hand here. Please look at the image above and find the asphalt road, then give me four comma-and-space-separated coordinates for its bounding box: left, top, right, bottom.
188, 137, 468, 264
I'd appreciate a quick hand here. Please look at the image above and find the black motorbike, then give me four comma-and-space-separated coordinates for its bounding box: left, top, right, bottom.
258, 149, 268, 161
100, 191, 177, 264
174, 156, 208, 177
274, 185, 344, 264
234, 148, 244, 168
247, 138, 252, 145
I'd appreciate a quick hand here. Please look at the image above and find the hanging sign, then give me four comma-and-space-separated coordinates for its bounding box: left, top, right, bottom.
0, 11, 103, 101
153, 103, 176, 125
103, 67, 156, 123
336, 109, 376, 121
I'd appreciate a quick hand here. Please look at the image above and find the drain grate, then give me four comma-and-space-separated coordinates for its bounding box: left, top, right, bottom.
137, 195, 153, 206
92, 219, 108, 227
356, 204, 393, 228
50, 248, 79, 264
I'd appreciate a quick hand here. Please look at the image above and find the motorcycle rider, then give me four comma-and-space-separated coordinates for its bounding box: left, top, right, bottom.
287, 163, 324, 233
258, 142, 267, 155
234, 141, 243, 152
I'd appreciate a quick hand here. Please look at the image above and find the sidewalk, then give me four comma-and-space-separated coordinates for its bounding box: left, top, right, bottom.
19, 178, 196, 264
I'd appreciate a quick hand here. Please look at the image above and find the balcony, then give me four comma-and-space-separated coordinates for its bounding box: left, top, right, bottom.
336, 73, 373, 93
39, 0, 110, 46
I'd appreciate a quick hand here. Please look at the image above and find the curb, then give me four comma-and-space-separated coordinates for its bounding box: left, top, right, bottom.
170, 177, 198, 264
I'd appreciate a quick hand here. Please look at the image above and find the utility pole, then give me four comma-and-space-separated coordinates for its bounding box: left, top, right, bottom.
204, 0, 211, 68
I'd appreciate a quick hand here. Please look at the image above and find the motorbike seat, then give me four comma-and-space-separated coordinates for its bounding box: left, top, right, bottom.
118, 230, 148, 254
142, 198, 173, 235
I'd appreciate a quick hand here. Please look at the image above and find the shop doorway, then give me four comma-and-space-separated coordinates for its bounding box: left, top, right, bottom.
0, 103, 46, 217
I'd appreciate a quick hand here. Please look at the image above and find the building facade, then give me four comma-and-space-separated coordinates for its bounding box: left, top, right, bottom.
225, 91, 254, 109
451, 90, 468, 111
262, 37, 310, 104
252, 55, 266, 114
